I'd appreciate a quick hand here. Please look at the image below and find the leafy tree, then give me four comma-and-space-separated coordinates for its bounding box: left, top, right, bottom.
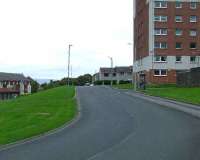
27, 77, 40, 93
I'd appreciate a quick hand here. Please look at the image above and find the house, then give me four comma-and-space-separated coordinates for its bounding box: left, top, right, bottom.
96, 66, 133, 84
0, 72, 31, 100
134, 0, 200, 84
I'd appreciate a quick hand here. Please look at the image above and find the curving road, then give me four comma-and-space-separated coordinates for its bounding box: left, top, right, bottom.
0, 86, 200, 160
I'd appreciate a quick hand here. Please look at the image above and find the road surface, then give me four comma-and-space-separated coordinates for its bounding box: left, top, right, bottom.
0, 86, 200, 160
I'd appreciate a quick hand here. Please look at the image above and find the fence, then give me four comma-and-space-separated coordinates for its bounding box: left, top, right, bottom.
177, 67, 200, 87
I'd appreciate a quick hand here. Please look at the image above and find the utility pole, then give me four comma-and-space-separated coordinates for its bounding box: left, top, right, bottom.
108, 56, 113, 86
67, 44, 72, 86
128, 42, 137, 91
133, 47, 137, 91
70, 65, 73, 86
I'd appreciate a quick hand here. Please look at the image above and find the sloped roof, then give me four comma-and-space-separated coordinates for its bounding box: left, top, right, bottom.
100, 66, 133, 73
0, 72, 30, 81
100, 68, 115, 73
115, 66, 132, 73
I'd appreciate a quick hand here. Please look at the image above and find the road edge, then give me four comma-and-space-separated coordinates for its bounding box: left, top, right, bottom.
0, 87, 82, 152
111, 87, 200, 119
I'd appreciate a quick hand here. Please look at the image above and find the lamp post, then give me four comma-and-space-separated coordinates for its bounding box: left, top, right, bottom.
67, 44, 72, 86
108, 56, 113, 86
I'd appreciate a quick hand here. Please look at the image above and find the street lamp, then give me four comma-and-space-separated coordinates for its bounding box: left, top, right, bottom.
67, 44, 73, 86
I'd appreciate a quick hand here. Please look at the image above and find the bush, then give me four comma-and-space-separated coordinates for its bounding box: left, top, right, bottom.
119, 80, 132, 84
94, 81, 103, 85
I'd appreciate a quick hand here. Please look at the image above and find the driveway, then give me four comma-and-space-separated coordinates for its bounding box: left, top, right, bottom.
0, 86, 200, 160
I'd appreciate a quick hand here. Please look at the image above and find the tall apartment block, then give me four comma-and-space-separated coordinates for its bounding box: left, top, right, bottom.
134, 0, 200, 84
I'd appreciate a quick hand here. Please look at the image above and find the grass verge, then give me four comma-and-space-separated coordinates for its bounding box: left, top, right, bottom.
0, 86, 77, 145
142, 86, 200, 105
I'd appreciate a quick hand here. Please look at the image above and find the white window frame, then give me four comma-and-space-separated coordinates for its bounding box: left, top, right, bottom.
190, 56, 197, 63
154, 69, 167, 76
154, 56, 167, 62
190, 29, 197, 36
175, 29, 183, 36
154, 1, 168, 8
175, 1, 182, 8
154, 15, 168, 22
176, 42, 182, 49
154, 42, 167, 49
190, 16, 197, 23
154, 28, 168, 35
190, 2, 197, 9
176, 56, 182, 63
190, 42, 197, 49
175, 16, 183, 22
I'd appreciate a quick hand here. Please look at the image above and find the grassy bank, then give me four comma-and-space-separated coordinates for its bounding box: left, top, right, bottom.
113, 83, 200, 105
113, 83, 134, 90
143, 86, 200, 105
0, 86, 77, 145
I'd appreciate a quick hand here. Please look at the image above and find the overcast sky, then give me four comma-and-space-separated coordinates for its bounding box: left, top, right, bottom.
0, 0, 133, 80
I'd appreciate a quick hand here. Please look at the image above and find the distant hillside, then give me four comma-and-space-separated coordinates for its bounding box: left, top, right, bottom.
35, 79, 52, 84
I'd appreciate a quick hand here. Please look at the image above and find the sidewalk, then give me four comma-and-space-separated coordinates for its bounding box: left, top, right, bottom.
123, 90, 200, 119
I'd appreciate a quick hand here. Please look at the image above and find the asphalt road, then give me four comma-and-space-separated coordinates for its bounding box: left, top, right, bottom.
0, 86, 200, 160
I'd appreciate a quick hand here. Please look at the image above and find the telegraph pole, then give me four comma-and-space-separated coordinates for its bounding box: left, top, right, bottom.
108, 56, 113, 86
67, 44, 72, 86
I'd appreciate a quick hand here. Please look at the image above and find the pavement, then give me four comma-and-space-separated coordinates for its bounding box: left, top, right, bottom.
0, 86, 200, 160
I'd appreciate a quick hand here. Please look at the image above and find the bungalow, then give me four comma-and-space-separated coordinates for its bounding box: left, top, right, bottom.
0, 72, 31, 100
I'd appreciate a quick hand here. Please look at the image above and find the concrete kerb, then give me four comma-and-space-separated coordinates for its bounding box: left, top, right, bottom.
0, 87, 82, 152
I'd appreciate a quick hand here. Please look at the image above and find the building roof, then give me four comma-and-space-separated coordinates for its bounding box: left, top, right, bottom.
0, 72, 30, 81
100, 66, 133, 73
0, 88, 19, 93
115, 66, 133, 73
100, 68, 115, 73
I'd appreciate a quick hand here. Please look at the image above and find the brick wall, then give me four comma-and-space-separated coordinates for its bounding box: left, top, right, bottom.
138, 69, 177, 84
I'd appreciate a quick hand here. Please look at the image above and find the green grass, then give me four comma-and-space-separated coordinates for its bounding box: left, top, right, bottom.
113, 83, 134, 90
0, 86, 77, 145
143, 86, 200, 105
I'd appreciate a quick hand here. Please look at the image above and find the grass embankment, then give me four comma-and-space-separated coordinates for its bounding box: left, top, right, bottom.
0, 86, 77, 145
113, 83, 200, 105
113, 83, 134, 90
143, 86, 200, 105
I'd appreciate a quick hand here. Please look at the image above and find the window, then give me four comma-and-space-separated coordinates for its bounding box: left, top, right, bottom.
112, 73, 116, 77
190, 16, 197, 22
175, 16, 183, 22
190, 56, 196, 63
154, 56, 167, 62
175, 1, 182, 8
190, 2, 197, 9
154, 15, 168, 22
155, 1, 167, 8
154, 28, 168, 35
120, 72, 125, 76
154, 42, 167, 49
104, 73, 109, 77
176, 56, 182, 62
176, 42, 182, 49
190, 42, 197, 49
175, 29, 183, 36
154, 69, 167, 76
190, 29, 197, 36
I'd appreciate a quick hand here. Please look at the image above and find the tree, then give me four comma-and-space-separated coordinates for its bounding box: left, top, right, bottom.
77, 74, 92, 86
27, 77, 40, 93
